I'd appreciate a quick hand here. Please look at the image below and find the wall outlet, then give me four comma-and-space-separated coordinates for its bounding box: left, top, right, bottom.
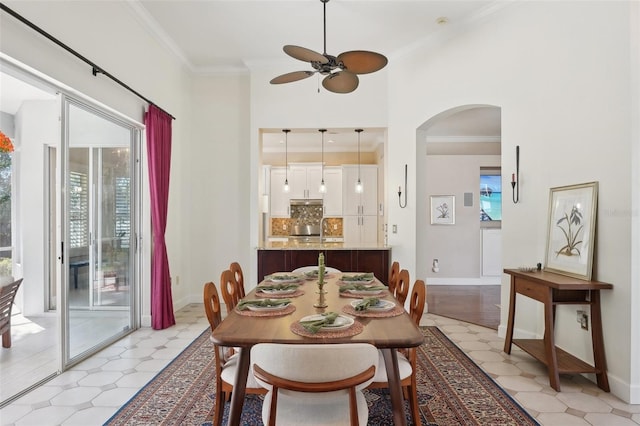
392, 224, 397, 233
333, 224, 338, 230
577, 310, 588, 330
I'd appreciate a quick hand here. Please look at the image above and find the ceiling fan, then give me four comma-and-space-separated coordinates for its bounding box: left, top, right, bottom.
270, 0, 388, 94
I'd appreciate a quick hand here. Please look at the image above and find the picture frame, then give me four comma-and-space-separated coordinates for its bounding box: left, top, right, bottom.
430, 195, 455, 225
544, 182, 598, 280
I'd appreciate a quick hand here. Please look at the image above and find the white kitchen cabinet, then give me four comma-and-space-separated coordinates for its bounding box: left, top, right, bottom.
342, 165, 378, 216
322, 166, 342, 217
289, 164, 323, 200
269, 167, 290, 217
343, 215, 378, 245
342, 165, 378, 244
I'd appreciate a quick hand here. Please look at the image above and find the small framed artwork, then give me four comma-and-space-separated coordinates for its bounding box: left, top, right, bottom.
430, 195, 455, 225
544, 182, 598, 280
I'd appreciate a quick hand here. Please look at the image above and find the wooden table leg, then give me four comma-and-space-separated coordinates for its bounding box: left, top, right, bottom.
589, 290, 610, 391
503, 277, 516, 354
381, 348, 407, 426
543, 288, 561, 391
226, 347, 249, 426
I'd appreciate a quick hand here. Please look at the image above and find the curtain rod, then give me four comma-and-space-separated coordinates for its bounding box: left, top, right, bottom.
0, 2, 175, 120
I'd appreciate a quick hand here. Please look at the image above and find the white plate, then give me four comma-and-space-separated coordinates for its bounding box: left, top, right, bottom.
266, 274, 302, 283
340, 276, 375, 284
258, 288, 298, 295
350, 299, 395, 312
246, 302, 290, 312
299, 314, 355, 331
345, 289, 384, 296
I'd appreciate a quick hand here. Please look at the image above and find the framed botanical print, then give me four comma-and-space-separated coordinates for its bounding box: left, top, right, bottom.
430, 195, 455, 225
544, 182, 598, 280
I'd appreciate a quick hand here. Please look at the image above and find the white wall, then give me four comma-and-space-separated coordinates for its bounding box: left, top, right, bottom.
417, 154, 501, 282
15, 100, 57, 315
387, 1, 637, 402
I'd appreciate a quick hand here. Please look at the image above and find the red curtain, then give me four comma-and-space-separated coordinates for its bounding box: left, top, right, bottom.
145, 105, 175, 329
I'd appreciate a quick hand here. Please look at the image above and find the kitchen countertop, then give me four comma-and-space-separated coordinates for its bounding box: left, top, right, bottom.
257, 240, 390, 250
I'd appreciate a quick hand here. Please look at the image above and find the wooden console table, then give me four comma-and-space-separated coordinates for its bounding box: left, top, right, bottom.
503, 268, 612, 392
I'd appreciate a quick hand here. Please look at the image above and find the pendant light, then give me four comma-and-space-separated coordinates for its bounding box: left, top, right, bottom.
319, 129, 327, 193
283, 129, 290, 193
355, 129, 363, 193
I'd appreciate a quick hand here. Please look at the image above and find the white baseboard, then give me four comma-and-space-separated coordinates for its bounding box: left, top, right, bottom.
428, 277, 501, 285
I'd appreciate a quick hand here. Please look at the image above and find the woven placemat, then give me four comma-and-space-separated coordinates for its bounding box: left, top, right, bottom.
235, 304, 296, 317
342, 304, 404, 318
290, 320, 364, 338
255, 289, 304, 299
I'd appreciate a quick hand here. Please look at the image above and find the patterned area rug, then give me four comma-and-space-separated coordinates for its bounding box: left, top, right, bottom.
105, 327, 538, 425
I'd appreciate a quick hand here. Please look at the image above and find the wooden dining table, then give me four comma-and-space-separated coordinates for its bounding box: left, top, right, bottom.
211, 272, 424, 426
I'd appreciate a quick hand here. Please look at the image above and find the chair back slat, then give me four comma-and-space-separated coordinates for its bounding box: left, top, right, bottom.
229, 262, 246, 298
388, 261, 399, 295
395, 269, 410, 305
409, 280, 426, 326
220, 269, 242, 310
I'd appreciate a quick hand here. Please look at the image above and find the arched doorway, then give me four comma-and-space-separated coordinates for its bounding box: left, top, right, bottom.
416, 105, 502, 328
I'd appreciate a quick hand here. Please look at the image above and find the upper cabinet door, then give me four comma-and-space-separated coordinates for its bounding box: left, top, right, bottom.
270, 167, 290, 217
342, 165, 377, 215
322, 167, 342, 217
288, 166, 307, 199
305, 166, 324, 200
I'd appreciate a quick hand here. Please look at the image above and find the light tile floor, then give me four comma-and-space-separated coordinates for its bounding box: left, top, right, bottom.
1, 305, 639, 426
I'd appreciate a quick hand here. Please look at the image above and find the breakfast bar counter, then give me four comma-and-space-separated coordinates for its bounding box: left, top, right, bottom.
257, 243, 391, 283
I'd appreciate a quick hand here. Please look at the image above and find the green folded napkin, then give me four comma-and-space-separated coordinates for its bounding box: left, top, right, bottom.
341, 273, 375, 282
355, 297, 381, 311
266, 274, 300, 281
299, 312, 339, 333
257, 283, 300, 291
339, 284, 387, 293
236, 298, 291, 310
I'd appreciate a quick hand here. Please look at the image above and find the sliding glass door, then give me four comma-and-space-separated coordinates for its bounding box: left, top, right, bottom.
64, 98, 140, 362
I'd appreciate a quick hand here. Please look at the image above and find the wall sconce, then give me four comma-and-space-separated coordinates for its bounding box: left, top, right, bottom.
511, 145, 520, 203
398, 164, 407, 208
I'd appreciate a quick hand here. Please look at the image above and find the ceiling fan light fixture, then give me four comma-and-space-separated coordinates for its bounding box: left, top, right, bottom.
270, 0, 387, 94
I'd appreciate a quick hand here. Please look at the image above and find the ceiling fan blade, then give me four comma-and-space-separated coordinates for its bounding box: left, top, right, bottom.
270, 71, 316, 84
283, 45, 328, 64
322, 71, 359, 94
337, 50, 388, 74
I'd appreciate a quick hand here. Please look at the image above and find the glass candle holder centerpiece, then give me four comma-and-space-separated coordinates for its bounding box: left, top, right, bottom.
314, 252, 328, 308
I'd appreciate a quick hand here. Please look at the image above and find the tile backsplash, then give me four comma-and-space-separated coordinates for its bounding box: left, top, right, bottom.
271, 206, 343, 238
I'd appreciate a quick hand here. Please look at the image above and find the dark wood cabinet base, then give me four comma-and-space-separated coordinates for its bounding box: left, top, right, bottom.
258, 249, 390, 284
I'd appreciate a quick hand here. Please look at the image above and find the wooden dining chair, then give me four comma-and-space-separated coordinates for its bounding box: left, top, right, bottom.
395, 268, 411, 305
0, 278, 23, 348
388, 261, 400, 295
229, 262, 246, 298
368, 279, 426, 426
251, 343, 378, 426
203, 282, 266, 426
219, 269, 243, 311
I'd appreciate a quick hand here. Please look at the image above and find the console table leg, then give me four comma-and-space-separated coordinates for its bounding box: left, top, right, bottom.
543, 287, 561, 391
590, 290, 610, 391
504, 277, 516, 354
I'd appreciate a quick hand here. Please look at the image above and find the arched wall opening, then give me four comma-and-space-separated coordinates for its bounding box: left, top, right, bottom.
415, 104, 502, 319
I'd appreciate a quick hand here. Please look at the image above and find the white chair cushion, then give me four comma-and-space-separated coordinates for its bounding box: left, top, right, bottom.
221, 356, 262, 389
262, 388, 368, 426
372, 349, 412, 383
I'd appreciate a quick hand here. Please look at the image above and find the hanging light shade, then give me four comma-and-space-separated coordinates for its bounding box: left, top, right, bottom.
319, 129, 327, 194
355, 129, 363, 193
283, 129, 290, 193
